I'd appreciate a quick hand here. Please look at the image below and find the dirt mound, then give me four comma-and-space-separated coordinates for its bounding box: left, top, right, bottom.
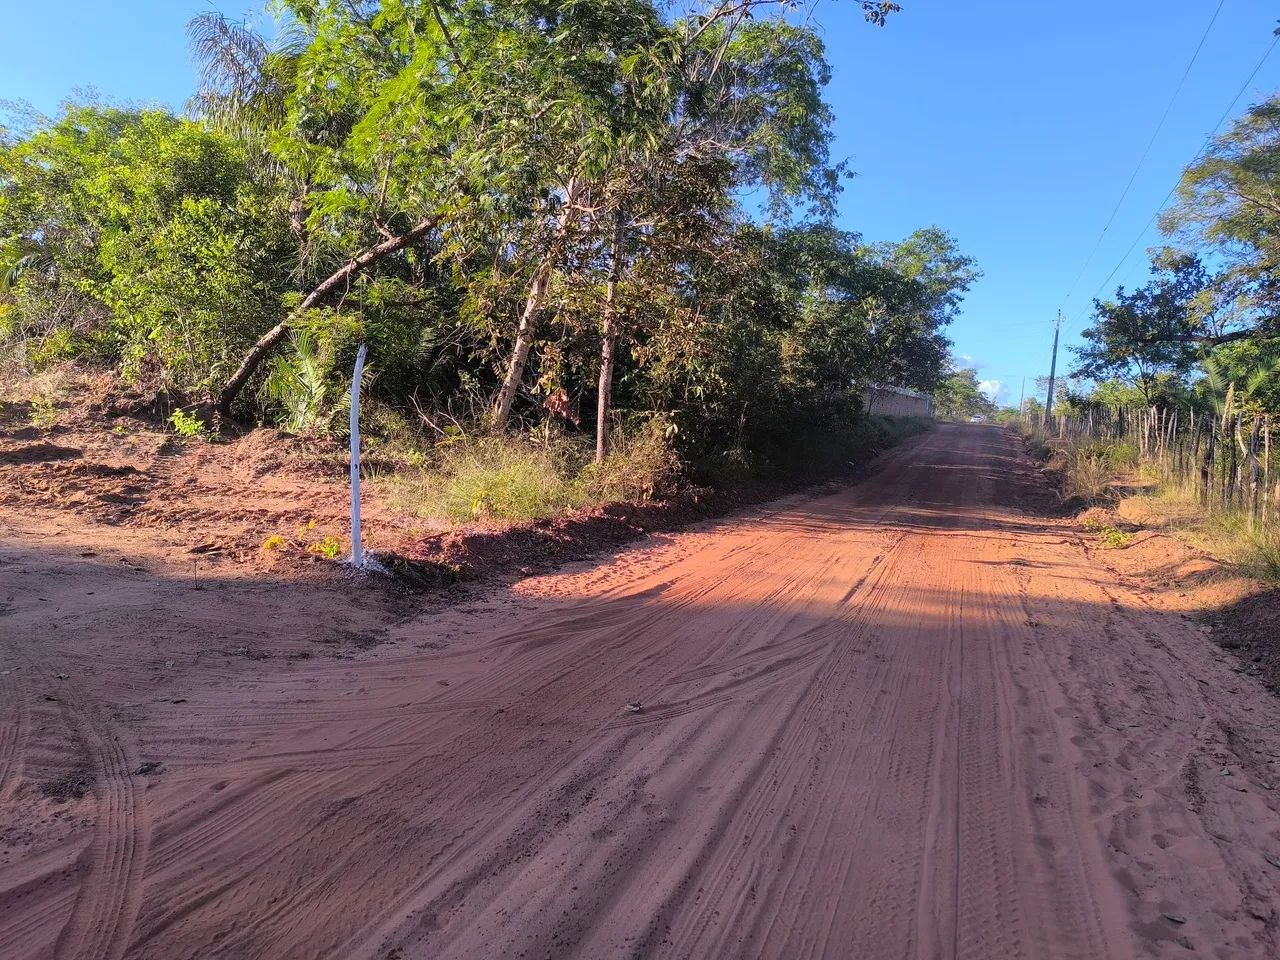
1213, 590, 1280, 691
404, 498, 702, 580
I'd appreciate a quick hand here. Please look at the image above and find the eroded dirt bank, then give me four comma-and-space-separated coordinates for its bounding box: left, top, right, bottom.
4, 424, 1280, 959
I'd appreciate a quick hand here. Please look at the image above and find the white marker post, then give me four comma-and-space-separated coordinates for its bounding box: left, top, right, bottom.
349, 343, 368, 569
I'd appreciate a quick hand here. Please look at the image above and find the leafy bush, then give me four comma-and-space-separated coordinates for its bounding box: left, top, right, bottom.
169, 408, 211, 439
0, 107, 291, 393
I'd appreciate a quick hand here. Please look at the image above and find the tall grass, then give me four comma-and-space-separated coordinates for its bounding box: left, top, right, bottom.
1144, 484, 1280, 583
387, 420, 680, 525
1060, 451, 1113, 503
390, 436, 587, 524
1014, 416, 1280, 585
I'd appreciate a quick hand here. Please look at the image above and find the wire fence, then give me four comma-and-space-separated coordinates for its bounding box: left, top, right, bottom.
1040, 401, 1278, 531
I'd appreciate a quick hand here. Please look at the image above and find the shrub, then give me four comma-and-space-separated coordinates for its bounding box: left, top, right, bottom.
392, 435, 587, 524
0, 106, 292, 394
264, 332, 331, 434
28, 394, 57, 429
585, 418, 681, 502
1061, 452, 1113, 503
169, 408, 210, 439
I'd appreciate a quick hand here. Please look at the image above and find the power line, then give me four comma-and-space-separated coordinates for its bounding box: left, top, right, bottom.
1059, 0, 1226, 311
1070, 30, 1280, 330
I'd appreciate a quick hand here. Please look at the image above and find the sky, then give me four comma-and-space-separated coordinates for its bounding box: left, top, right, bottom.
1, 1, 1278, 407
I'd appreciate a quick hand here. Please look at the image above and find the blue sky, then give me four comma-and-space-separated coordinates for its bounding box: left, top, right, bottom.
2, 1, 1278, 407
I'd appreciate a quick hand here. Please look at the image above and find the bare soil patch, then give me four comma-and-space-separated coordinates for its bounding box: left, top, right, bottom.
1080, 497, 1280, 697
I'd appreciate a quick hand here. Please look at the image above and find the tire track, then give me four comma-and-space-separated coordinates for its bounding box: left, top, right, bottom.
0, 655, 25, 799
48, 696, 150, 960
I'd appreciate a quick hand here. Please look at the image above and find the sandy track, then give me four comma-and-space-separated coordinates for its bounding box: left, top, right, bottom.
4, 424, 1280, 959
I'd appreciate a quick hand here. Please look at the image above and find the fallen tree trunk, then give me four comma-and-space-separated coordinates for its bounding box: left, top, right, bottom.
215, 216, 438, 416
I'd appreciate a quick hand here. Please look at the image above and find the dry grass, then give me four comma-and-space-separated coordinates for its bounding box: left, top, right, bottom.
1061, 451, 1113, 503
385, 421, 680, 526
1132, 486, 1280, 585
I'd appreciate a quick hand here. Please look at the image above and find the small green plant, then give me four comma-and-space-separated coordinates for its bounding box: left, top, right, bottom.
28, 394, 57, 428
264, 331, 340, 434
307, 535, 343, 560
169, 408, 210, 439
1098, 527, 1131, 548
261, 534, 288, 551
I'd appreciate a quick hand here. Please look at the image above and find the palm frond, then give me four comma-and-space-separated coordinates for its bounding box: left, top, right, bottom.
188, 12, 268, 106
0, 239, 49, 296
187, 12, 295, 146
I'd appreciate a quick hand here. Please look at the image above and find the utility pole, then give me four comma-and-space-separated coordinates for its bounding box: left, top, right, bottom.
1044, 310, 1061, 428
1017, 377, 1026, 419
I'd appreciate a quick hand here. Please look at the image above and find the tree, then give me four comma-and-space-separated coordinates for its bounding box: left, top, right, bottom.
1070, 253, 1206, 404
0, 106, 292, 391
2, 0, 986, 474
1199, 338, 1280, 413
933, 366, 996, 421
491, 2, 883, 432
1161, 95, 1280, 345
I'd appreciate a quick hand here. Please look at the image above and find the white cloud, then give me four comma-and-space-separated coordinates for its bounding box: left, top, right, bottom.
955, 353, 981, 370
978, 379, 1003, 402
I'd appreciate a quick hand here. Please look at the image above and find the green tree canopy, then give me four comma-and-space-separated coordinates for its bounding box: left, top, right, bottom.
933, 366, 996, 421
1070, 253, 1207, 405
0, 106, 292, 390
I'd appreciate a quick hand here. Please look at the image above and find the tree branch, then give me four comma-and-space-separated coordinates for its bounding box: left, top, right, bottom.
215, 215, 439, 414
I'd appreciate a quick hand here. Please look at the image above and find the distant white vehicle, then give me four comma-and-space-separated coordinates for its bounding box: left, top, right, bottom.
969, 415, 985, 423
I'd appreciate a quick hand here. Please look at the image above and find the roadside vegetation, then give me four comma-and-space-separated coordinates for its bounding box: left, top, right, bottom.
1008, 419, 1280, 586
1, 1, 970, 535
990, 81, 1280, 584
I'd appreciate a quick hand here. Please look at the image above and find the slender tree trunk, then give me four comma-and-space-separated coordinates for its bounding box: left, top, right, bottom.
215, 216, 438, 415
595, 211, 626, 465
492, 179, 578, 431
492, 260, 554, 429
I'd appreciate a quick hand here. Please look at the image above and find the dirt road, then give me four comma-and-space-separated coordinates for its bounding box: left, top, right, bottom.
4, 424, 1280, 959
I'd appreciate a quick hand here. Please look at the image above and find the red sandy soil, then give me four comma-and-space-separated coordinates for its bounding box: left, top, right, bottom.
5, 424, 1280, 959
0, 384, 779, 584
